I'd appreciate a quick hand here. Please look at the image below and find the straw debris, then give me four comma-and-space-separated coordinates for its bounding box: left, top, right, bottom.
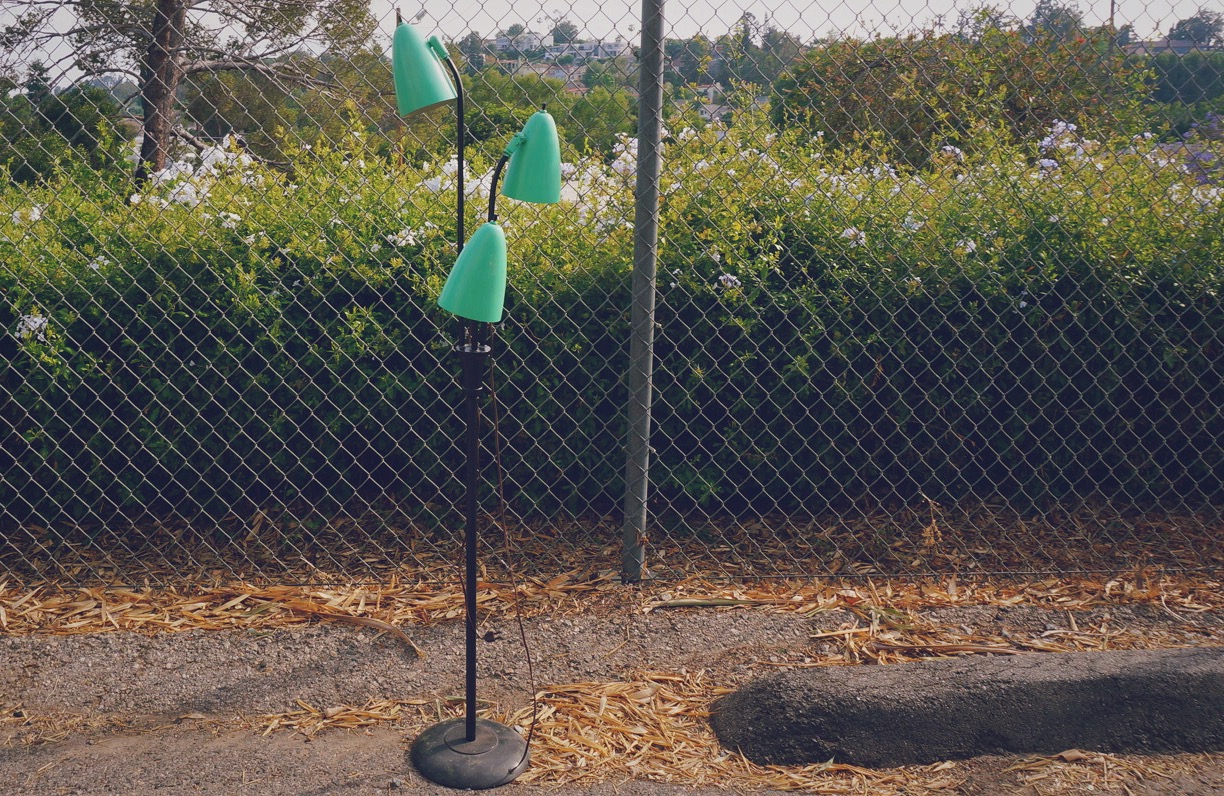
2, 566, 1221, 791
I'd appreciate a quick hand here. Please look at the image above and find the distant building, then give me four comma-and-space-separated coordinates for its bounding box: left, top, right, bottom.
544, 38, 630, 62
1125, 38, 1217, 56
698, 103, 731, 122
494, 30, 553, 52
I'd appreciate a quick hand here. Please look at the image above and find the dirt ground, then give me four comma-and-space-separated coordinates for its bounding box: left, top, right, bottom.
3, 581, 1224, 795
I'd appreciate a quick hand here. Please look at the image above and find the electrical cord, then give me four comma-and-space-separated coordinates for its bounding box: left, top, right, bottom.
487, 350, 538, 772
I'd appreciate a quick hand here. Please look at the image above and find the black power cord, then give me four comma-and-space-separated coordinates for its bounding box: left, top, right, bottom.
486, 353, 538, 773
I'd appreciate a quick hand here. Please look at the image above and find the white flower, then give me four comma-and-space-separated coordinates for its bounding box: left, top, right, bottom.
1040, 120, 1079, 152
11, 206, 44, 224
956, 238, 977, 253
841, 227, 867, 248
370, 243, 382, 253
387, 228, 419, 247
718, 273, 741, 289
130, 194, 143, 205
87, 256, 108, 271
902, 214, 924, 232
17, 314, 47, 341
610, 152, 636, 175
940, 145, 964, 160
220, 212, 241, 229
1038, 158, 1059, 170
166, 181, 203, 207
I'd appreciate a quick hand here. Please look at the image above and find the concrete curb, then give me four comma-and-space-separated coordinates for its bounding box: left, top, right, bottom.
709, 647, 1224, 768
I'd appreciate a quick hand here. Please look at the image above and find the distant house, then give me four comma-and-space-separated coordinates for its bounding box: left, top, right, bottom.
544, 38, 630, 62
1125, 38, 1216, 56
698, 103, 731, 122
494, 30, 553, 52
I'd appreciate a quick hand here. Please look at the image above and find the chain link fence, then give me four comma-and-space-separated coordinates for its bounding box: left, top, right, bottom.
0, 0, 1220, 586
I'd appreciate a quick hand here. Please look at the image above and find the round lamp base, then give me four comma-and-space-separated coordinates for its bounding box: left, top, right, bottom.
411, 717, 529, 790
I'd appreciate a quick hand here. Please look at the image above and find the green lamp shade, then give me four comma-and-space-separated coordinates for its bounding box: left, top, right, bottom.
438, 222, 507, 323
502, 110, 563, 204
392, 24, 457, 116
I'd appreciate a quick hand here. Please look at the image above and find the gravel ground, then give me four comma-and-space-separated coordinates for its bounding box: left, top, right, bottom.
3, 603, 1223, 795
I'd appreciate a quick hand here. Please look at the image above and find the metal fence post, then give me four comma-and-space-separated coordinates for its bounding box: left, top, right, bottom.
621, 0, 666, 583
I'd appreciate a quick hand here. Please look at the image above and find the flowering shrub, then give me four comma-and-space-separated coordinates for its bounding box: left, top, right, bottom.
0, 117, 1219, 527
773, 28, 1147, 167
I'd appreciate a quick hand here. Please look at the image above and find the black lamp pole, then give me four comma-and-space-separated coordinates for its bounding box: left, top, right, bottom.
459, 320, 486, 745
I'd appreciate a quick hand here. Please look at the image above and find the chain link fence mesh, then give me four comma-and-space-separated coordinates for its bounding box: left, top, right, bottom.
0, 0, 1220, 586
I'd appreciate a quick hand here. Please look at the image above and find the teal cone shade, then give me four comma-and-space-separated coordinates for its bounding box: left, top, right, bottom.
438, 222, 507, 323
502, 110, 562, 204
392, 24, 457, 116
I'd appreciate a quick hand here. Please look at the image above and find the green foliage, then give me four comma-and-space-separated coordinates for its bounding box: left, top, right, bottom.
1147, 50, 1224, 105
713, 13, 804, 89
0, 79, 129, 184
1168, 8, 1224, 47
452, 67, 635, 161
773, 27, 1147, 166
0, 120, 1219, 529
664, 35, 716, 87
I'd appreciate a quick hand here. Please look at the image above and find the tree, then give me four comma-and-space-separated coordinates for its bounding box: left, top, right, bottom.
719, 12, 763, 87
1, 0, 376, 181
567, 86, 635, 155
1168, 8, 1224, 47
1149, 50, 1224, 103
458, 32, 490, 73
665, 35, 715, 86
758, 25, 804, 85
582, 56, 638, 92
953, 4, 1017, 42
1023, 0, 1085, 41
774, 23, 1146, 166
41, 85, 121, 149
550, 18, 580, 46
1, 72, 127, 183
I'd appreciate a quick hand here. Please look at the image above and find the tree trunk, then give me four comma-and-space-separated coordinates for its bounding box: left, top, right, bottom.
134, 0, 186, 183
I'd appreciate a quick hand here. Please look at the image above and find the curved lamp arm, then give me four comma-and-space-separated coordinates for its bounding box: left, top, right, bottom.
433, 41, 466, 254
487, 128, 527, 222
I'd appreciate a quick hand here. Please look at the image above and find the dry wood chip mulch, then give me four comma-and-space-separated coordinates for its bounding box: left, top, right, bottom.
2, 570, 1222, 793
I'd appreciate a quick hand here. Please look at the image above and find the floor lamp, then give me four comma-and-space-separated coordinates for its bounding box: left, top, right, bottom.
391, 12, 562, 790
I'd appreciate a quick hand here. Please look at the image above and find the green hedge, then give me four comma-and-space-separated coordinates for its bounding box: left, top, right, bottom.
0, 119, 1220, 535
